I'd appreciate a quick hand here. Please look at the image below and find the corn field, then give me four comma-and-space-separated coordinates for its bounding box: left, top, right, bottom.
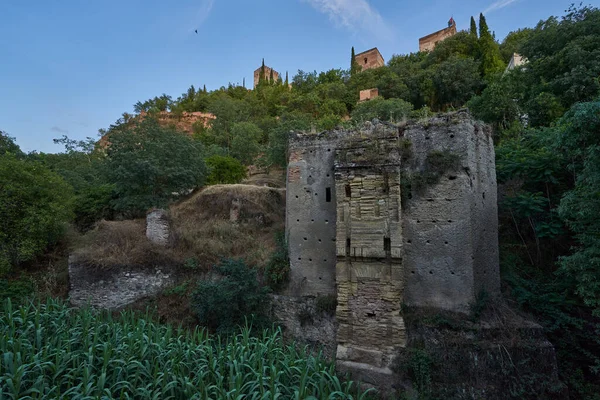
0, 299, 371, 399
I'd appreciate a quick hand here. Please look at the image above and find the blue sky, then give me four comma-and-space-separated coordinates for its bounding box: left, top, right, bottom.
1, 0, 580, 153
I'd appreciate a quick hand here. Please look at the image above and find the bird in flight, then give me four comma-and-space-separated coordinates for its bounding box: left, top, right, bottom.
195, 29, 198, 34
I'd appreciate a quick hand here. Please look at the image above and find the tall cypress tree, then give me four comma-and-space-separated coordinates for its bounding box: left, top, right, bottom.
478, 13, 504, 76
269, 68, 274, 84
470, 16, 477, 37
350, 46, 358, 75
242, 77, 245, 88
479, 13, 490, 38
203, 84, 207, 93
285, 71, 289, 87
259, 58, 266, 84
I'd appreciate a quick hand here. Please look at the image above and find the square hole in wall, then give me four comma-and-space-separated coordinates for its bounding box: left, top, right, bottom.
326, 187, 331, 202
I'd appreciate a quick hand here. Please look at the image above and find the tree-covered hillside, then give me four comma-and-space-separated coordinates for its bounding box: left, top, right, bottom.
1, 5, 600, 398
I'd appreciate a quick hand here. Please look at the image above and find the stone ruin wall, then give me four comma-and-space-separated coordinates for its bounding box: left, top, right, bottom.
253, 66, 280, 88
286, 136, 338, 296
419, 23, 457, 52
359, 88, 379, 102
285, 111, 500, 383
334, 131, 406, 380
355, 48, 385, 71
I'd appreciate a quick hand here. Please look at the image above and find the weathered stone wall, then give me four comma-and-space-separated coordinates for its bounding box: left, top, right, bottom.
285, 112, 502, 391
286, 112, 500, 311
401, 112, 499, 311
286, 134, 338, 296
333, 125, 406, 388
359, 88, 379, 102
253, 65, 280, 88
69, 255, 173, 309
146, 209, 170, 246
355, 48, 384, 71
419, 23, 457, 52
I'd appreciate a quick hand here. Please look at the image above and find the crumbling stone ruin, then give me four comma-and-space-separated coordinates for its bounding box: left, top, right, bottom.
146, 209, 171, 246
419, 18, 457, 52
359, 88, 379, 102
284, 111, 563, 397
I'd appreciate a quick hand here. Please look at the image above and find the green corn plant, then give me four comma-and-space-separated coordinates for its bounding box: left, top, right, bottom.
0, 299, 372, 399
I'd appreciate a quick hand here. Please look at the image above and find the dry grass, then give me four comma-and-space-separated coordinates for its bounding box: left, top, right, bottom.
242, 167, 286, 188
74, 184, 285, 272
171, 184, 285, 268
73, 219, 179, 269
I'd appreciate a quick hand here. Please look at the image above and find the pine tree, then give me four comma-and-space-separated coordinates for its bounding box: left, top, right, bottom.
470, 16, 477, 37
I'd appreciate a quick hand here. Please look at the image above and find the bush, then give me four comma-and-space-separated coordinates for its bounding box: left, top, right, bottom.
205, 155, 246, 185
263, 232, 289, 290
192, 259, 271, 334
351, 97, 413, 122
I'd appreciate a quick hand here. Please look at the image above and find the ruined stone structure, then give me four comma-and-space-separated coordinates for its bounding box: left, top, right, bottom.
146, 209, 171, 246
286, 111, 502, 387
359, 88, 379, 102
253, 64, 280, 88
506, 52, 527, 72
419, 18, 457, 52
355, 48, 384, 71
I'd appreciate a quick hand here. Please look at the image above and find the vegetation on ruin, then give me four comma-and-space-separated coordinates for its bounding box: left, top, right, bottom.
2, 4, 600, 398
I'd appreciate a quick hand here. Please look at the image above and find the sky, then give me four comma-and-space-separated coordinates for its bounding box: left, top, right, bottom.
0, 0, 584, 153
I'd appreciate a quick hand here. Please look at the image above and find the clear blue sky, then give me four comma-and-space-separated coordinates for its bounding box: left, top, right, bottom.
1, 0, 579, 153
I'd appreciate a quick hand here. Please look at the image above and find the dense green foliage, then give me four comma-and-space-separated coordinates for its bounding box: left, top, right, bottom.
192, 259, 271, 334
2, 5, 600, 397
0, 139, 73, 275
264, 232, 290, 291
472, 7, 600, 396
205, 155, 247, 184
0, 299, 371, 399
104, 118, 207, 217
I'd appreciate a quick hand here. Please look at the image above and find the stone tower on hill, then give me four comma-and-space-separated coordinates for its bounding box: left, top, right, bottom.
355, 48, 385, 71
253, 62, 280, 88
419, 18, 457, 52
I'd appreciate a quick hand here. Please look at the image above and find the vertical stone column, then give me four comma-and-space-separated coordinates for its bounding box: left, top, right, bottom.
334, 129, 406, 386
285, 132, 338, 296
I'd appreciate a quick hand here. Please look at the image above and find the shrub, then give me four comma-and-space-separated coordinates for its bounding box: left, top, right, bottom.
316, 294, 338, 316
192, 259, 271, 334
351, 97, 413, 122
263, 232, 289, 290
205, 155, 246, 185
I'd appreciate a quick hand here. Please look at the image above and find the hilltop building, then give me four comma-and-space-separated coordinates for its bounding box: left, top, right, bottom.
419, 18, 457, 52
253, 62, 280, 88
355, 48, 385, 71
506, 53, 527, 71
